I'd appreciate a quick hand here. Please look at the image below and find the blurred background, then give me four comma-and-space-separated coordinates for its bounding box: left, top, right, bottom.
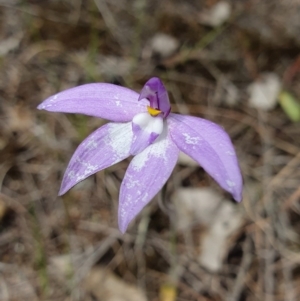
1, 0, 300, 300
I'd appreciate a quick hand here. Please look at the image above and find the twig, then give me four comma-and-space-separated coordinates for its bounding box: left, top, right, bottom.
93, 0, 124, 46
74, 236, 118, 283
135, 206, 151, 290
226, 238, 253, 301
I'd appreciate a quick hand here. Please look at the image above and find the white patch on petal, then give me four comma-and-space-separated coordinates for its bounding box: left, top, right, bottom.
119, 194, 133, 219
132, 113, 152, 130
41, 94, 59, 109
75, 158, 98, 182
119, 206, 127, 219
226, 180, 235, 188
63, 122, 133, 189
142, 192, 149, 203
104, 122, 133, 161
125, 174, 140, 189
132, 113, 163, 135
182, 133, 201, 145
82, 138, 98, 150
226, 150, 235, 156
131, 125, 171, 171
151, 117, 164, 134
130, 113, 164, 155
68, 170, 75, 179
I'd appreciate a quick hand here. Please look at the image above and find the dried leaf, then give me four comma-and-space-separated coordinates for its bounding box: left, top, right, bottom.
172, 188, 223, 230
172, 187, 244, 272
84, 267, 148, 301
199, 202, 243, 272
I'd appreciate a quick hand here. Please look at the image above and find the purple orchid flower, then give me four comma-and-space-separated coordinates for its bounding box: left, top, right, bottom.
38, 77, 242, 233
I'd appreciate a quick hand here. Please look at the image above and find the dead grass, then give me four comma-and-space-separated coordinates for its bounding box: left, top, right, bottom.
1, 0, 300, 300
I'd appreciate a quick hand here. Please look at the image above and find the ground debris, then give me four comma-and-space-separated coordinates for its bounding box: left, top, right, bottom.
248, 73, 281, 111
84, 267, 148, 301
1, 0, 300, 300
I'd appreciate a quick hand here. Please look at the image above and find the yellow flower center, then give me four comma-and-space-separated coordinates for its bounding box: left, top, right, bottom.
147, 106, 161, 116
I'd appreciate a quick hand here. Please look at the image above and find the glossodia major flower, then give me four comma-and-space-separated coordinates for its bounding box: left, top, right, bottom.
38, 77, 243, 233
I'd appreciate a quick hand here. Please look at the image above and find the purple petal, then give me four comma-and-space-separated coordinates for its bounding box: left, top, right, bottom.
130, 113, 164, 155
118, 128, 179, 233
38, 83, 149, 122
168, 113, 243, 202
138, 77, 171, 118
59, 122, 133, 195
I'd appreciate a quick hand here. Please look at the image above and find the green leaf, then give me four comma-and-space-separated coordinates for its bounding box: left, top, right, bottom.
278, 91, 300, 122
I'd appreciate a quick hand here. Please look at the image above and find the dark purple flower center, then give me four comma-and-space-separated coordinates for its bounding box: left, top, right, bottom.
138, 77, 171, 118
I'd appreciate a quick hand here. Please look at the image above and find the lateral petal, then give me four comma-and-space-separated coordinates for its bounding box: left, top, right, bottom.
130, 113, 164, 155
59, 122, 133, 195
118, 128, 179, 233
168, 113, 243, 202
38, 83, 148, 122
